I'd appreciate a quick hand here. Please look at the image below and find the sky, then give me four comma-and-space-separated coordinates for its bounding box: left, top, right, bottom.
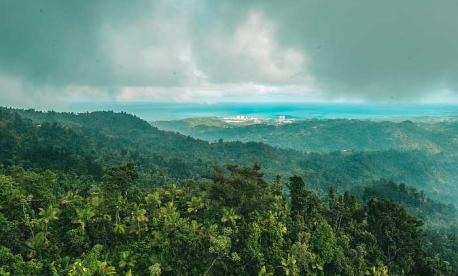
1, 0, 458, 109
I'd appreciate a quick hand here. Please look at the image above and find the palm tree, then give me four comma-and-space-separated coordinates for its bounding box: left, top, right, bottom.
95, 261, 116, 276
221, 208, 241, 226
72, 207, 95, 230
119, 251, 136, 272
129, 204, 148, 234
60, 191, 83, 205
38, 205, 59, 223
38, 205, 59, 239
113, 223, 127, 235
186, 196, 206, 214
145, 192, 161, 207
25, 231, 47, 256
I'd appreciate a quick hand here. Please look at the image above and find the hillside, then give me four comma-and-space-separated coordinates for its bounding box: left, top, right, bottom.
153, 117, 458, 154
1, 108, 458, 274
153, 117, 458, 203
355, 178, 457, 225
2, 108, 457, 203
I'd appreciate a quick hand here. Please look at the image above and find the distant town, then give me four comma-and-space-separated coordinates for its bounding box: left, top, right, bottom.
222, 115, 294, 125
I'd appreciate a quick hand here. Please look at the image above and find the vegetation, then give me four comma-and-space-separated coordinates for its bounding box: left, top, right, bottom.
153, 117, 458, 154
1, 107, 458, 274
155, 116, 458, 204
2, 108, 457, 203
0, 164, 456, 275
357, 179, 457, 225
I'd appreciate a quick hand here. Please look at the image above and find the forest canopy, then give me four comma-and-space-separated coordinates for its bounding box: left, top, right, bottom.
1, 108, 457, 275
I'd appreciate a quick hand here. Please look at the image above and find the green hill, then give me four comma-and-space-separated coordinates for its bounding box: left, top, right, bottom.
2, 108, 457, 203
1, 108, 458, 274
153, 117, 458, 154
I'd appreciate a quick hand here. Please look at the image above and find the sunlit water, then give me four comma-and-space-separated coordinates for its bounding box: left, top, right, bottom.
69, 102, 458, 121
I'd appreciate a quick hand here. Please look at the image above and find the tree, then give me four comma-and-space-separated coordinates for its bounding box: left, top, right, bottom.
37, 205, 59, 240
367, 199, 423, 274
102, 163, 138, 200
288, 176, 307, 219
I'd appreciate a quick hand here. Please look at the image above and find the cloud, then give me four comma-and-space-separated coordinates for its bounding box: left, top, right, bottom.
226, 11, 307, 83
1, 0, 458, 108
106, 9, 316, 103
115, 82, 319, 103
257, 0, 458, 101
99, 0, 208, 87
0, 75, 115, 109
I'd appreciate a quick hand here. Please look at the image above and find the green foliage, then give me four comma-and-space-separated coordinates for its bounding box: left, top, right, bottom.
358, 179, 457, 226
1, 108, 457, 275
366, 199, 423, 274
5, 107, 457, 204
155, 116, 458, 204
153, 117, 457, 154
0, 164, 454, 275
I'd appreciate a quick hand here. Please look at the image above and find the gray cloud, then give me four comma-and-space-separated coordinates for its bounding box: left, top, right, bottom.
1, 0, 458, 107
0, 0, 152, 86
265, 0, 458, 100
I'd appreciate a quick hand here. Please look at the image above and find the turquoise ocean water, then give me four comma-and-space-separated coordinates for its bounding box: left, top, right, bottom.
69, 102, 458, 121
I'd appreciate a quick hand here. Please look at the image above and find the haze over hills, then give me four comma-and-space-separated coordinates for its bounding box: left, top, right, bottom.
154, 116, 458, 202
2, 107, 457, 204
153, 116, 458, 153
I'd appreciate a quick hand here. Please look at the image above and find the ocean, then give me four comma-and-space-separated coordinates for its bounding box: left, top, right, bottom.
68, 102, 458, 121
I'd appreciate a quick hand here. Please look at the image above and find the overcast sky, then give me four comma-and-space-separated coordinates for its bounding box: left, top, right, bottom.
1, 0, 458, 108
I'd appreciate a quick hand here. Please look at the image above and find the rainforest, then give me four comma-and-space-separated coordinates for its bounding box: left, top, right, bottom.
1, 108, 458, 275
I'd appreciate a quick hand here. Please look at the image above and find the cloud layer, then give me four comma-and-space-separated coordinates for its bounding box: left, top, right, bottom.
1, 0, 458, 108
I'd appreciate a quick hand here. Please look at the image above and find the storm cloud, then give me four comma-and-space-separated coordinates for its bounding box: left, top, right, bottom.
1, 0, 458, 108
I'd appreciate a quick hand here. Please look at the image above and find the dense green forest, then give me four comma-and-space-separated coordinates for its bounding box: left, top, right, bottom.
1, 163, 457, 275
1, 108, 458, 275
3, 108, 457, 203
154, 117, 458, 204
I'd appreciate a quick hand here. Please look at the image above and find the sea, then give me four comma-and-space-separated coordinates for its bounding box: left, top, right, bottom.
68, 102, 458, 121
